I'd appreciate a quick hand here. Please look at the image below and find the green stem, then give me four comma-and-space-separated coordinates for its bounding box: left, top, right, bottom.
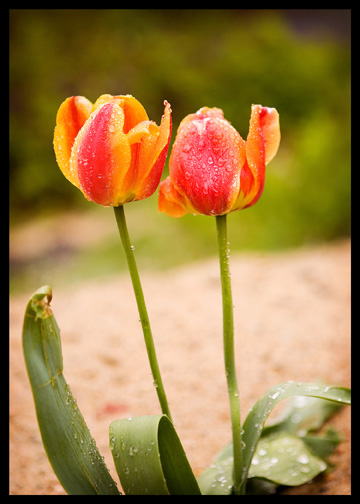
216, 214, 243, 495
114, 205, 172, 423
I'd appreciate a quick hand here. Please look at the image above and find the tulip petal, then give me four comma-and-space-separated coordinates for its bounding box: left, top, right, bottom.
246, 105, 266, 183
229, 161, 256, 212
119, 120, 160, 198
231, 105, 280, 211
158, 177, 188, 218
133, 100, 172, 201
233, 104, 267, 210
126, 121, 159, 146
170, 108, 246, 216
70, 103, 132, 206
91, 94, 150, 133
238, 105, 280, 210
259, 106, 280, 164
115, 95, 150, 133
91, 94, 118, 112
53, 96, 93, 186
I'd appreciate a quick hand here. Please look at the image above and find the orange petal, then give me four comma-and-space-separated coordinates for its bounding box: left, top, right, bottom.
132, 101, 172, 201
158, 177, 188, 218
234, 105, 280, 211
240, 104, 267, 208
259, 106, 280, 164
246, 105, 265, 179
92, 94, 150, 134
91, 94, 116, 112
114, 95, 149, 133
118, 120, 159, 199
126, 120, 159, 146
229, 161, 256, 212
53, 96, 93, 186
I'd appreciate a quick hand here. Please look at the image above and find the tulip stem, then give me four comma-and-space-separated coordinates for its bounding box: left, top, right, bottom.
216, 214, 244, 495
114, 205, 173, 423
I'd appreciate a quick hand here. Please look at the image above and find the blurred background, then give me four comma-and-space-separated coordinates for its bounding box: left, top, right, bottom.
9, 9, 351, 294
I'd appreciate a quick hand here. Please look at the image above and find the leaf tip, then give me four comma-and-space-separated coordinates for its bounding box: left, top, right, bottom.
28, 285, 53, 320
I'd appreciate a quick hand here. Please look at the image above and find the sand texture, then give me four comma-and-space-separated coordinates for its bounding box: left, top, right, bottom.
10, 240, 351, 495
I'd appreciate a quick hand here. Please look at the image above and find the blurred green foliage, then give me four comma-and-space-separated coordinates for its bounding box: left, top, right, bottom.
9, 9, 351, 290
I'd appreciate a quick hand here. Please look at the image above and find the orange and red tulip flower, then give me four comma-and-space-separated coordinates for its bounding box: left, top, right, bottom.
158, 105, 280, 217
54, 94, 172, 207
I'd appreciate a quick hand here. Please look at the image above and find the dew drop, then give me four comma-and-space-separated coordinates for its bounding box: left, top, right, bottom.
297, 454, 309, 464
291, 413, 302, 424
198, 139, 206, 150
270, 391, 280, 400
252, 456, 260, 465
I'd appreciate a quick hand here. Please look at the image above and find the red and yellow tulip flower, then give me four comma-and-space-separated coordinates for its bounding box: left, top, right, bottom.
54, 94, 172, 206
158, 105, 280, 217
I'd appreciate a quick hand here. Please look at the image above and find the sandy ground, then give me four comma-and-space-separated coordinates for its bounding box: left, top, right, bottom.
9, 239, 351, 495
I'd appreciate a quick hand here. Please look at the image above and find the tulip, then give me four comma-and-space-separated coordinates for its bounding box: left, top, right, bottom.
158, 104, 279, 494
158, 104, 280, 217
54, 94, 172, 206
55, 94, 174, 419
158, 105, 280, 493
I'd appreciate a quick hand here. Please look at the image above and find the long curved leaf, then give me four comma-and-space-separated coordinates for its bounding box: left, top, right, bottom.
22, 286, 120, 495
197, 381, 350, 495
241, 381, 350, 487
109, 415, 201, 495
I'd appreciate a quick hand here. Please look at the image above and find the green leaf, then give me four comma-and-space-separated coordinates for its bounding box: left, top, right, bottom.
261, 394, 343, 462
245, 477, 278, 495
241, 382, 350, 488
196, 453, 234, 495
302, 428, 342, 461
109, 415, 201, 495
22, 286, 120, 495
249, 432, 327, 486
263, 394, 343, 437
198, 381, 350, 495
